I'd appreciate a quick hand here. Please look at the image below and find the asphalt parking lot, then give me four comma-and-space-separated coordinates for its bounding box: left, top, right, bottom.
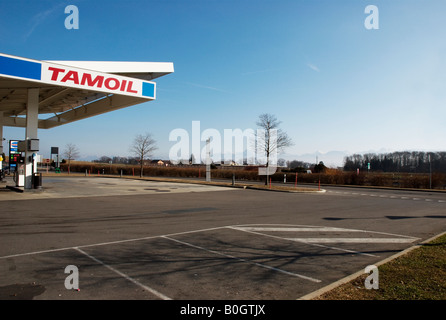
0, 176, 445, 300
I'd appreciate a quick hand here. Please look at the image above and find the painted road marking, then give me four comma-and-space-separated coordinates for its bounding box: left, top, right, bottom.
230, 225, 419, 251
0, 226, 225, 260
0, 223, 419, 296
74, 247, 172, 300
229, 226, 379, 257
234, 226, 360, 233
231, 225, 417, 239
1, 224, 419, 261
285, 238, 416, 244
327, 190, 446, 203
162, 236, 322, 283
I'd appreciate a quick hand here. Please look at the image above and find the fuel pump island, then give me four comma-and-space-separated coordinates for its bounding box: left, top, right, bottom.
0, 52, 173, 190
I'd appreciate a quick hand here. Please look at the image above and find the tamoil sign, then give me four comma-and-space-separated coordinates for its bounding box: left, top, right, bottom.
0, 53, 155, 99
41, 64, 155, 98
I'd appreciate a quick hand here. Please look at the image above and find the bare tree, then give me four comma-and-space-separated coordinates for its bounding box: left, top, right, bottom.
98, 156, 112, 163
62, 143, 80, 174
129, 133, 157, 177
255, 113, 293, 184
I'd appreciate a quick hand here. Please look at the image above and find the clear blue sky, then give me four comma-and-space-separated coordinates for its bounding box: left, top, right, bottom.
1, 0, 445, 166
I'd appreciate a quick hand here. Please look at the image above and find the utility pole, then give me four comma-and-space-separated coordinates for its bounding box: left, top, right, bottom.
206, 138, 211, 182
429, 154, 432, 189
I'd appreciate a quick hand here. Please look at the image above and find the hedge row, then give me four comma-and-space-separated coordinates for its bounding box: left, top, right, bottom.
60, 163, 446, 190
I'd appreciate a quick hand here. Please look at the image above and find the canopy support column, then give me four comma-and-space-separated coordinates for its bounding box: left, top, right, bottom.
0, 111, 4, 182
25, 88, 39, 190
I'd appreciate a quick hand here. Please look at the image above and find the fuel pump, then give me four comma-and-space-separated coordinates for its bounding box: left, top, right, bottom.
13, 154, 25, 187
0, 153, 4, 182
30, 153, 36, 175
30, 153, 42, 189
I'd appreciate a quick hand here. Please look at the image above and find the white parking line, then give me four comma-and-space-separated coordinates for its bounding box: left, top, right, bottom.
0, 222, 422, 293
0, 226, 226, 260
231, 225, 417, 239
328, 190, 446, 203
74, 247, 172, 300
228, 226, 379, 257
285, 238, 416, 244
234, 226, 360, 233
162, 236, 322, 283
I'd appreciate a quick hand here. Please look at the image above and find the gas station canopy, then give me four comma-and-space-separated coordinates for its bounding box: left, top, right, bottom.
0, 52, 174, 189
0, 53, 174, 129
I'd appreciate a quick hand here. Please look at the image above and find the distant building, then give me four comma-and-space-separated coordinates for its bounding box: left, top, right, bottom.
149, 160, 172, 166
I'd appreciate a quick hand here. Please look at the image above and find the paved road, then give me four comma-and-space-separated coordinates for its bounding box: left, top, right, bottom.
0, 176, 445, 300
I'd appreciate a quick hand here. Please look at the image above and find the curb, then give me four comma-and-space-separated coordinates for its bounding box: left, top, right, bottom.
297, 230, 446, 300
6, 185, 24, 193
138, 177, 325, 194
243, 185, 325, 194
43, 174, 324, 194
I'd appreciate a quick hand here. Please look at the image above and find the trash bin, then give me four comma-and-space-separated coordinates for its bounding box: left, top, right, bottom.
33, 172, 42, 189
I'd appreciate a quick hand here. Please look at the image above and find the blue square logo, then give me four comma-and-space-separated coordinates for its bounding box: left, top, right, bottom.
142, 82, 155, 99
